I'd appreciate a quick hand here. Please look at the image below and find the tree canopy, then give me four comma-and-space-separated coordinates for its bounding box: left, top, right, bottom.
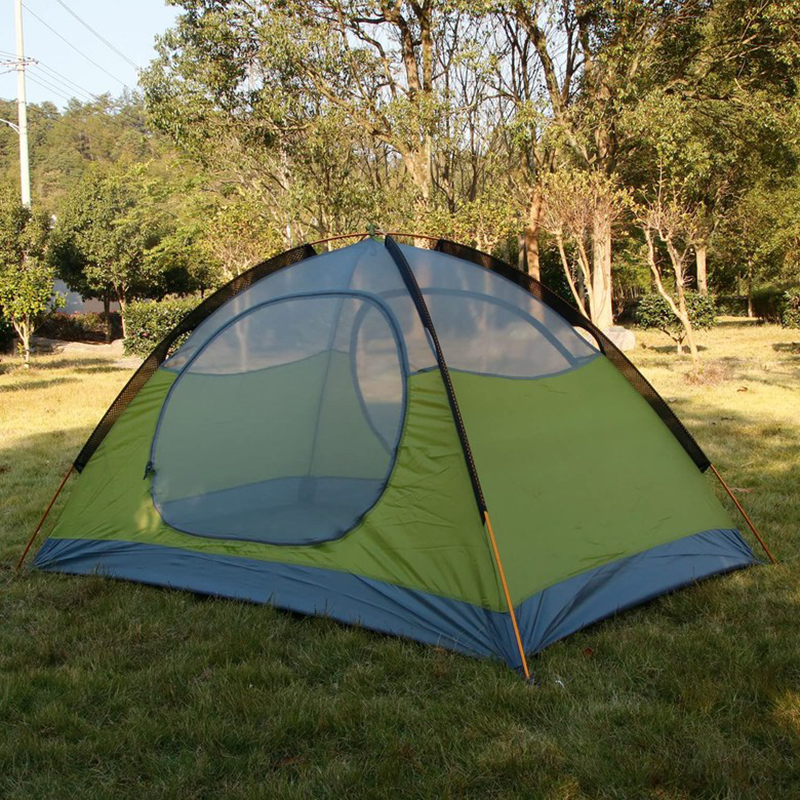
0, 0, 797, 337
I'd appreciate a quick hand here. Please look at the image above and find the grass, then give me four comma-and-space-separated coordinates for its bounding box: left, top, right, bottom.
1, 323, 799, 799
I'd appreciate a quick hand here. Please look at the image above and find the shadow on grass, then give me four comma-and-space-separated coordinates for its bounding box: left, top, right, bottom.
773, 342, 800, 355
31, 357, 132, 374
716, 318, 762, 327
645, 343, 709, 354
0, 376, 81, 393
674, 399, 800, 560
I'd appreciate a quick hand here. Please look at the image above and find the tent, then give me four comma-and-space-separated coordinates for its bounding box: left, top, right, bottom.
33, 236, 759, 676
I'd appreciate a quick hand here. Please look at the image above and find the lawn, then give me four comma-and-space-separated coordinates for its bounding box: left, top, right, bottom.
1, 323, 798, 799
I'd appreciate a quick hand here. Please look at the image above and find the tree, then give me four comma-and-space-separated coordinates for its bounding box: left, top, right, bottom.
142, 0, 501, 243
0, 190, 61, 366
637, 291, 716, 350
637, 183, 706, 370
51, 165, 172, 337
490, 0, 694, 327
541, 169, 628, 321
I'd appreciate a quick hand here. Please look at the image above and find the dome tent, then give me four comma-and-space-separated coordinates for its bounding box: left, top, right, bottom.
33, 235, 758, 676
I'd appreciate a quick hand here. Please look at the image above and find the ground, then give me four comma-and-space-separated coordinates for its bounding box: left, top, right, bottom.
0, 321, 798, 799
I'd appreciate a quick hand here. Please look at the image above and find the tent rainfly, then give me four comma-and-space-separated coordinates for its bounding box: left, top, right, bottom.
32, 236, 761, 677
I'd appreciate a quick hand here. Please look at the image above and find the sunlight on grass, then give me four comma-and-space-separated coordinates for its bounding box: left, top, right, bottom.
0, 324, 798, 798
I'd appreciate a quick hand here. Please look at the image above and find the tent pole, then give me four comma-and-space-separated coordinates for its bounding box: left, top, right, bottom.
709, 464, 776, 564
16, 464, 73, 572
484, 511, 532, 681
384, 236, 532, 680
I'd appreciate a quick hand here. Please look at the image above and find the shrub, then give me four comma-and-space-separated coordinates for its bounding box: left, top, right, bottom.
751, 286, 784, 322
637, 291, 717, 347
124, 297, 200, 358
782, 288, 800, 329
0, 312, 15, 352
714, 295, 749, 317
39, 311, 122, 342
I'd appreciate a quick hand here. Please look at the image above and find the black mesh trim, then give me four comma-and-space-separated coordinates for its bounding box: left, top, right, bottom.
384, 236, 488, 516
73, 244, 318, 472
433, 239, 710, 472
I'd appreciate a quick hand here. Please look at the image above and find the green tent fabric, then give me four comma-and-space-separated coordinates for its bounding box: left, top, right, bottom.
33, 236, 757, 673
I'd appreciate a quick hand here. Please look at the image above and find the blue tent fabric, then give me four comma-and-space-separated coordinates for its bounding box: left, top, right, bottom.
35, 527, 755, 669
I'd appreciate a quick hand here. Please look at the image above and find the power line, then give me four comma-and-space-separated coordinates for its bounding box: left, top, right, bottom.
53, 0, 140, 71
21, 3, 130, 89
26, 72, 74, 103
28, 65, 94, 103
35, 61, 101, 101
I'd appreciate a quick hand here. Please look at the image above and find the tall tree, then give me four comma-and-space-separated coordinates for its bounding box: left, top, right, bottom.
51, 165, 172, 337
0, 189, 59, 366
142, 0, 497, 239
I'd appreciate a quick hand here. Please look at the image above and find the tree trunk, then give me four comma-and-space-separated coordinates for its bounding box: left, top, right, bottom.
747, 262, 754, 318
118, 295, 127, 339
17, 321, 31, 368
591, 212, 613, 329
696, 244, 708, 295
676, 287, 699, 371
103, 295, 111, 343
523, 185, 543, 281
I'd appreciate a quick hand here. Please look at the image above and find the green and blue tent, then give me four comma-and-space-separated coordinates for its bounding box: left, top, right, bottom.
34, 236, 758, 675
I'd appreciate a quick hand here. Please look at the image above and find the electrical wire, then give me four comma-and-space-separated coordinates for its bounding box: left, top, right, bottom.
21, 3, 130, 89
30, 62, 99, 102
27, 67, 93, 103
26, 72, 74, 103
53, 0, 140, 70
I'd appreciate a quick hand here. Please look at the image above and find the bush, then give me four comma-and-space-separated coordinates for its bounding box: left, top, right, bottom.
39, 311, 122, 342
637, 291, 717, 347
782, 288, 800, 329
750, 286, 784, 322
714, 295, 749, 317
124, 297, 200, 358
0, 312, 15, 352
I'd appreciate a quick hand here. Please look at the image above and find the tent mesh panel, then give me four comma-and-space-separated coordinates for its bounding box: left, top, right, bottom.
433, 238, 710, 472
385, 237, 487, 516
73, 244, 317, 472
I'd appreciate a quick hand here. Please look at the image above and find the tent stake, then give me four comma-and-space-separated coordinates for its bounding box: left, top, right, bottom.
709, 464, 776, 564
16, 464, 74, 572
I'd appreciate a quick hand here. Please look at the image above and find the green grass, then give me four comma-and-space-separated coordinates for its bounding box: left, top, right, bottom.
1, 324, 799, 799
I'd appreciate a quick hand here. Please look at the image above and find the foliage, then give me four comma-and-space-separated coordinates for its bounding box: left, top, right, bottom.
0, 310, 15, 351
782, 288, 800, 329
541, 169, 630, 322
50, 164, 190, 335
751, 286, 786, 323
39, 311, 123, 343
714, 296, 750, 317
123, 296, 200, 357
2, 2, 799, 325
0, 190, 62, 366
637, 292, 717, 347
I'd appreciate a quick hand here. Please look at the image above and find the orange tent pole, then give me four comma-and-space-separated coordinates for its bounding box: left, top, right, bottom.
484, 511, 532, 680
709, 464, 776, 564
16, 464, 74, 572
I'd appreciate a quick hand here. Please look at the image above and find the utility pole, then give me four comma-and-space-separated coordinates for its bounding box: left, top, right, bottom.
15, 0, 31, 207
